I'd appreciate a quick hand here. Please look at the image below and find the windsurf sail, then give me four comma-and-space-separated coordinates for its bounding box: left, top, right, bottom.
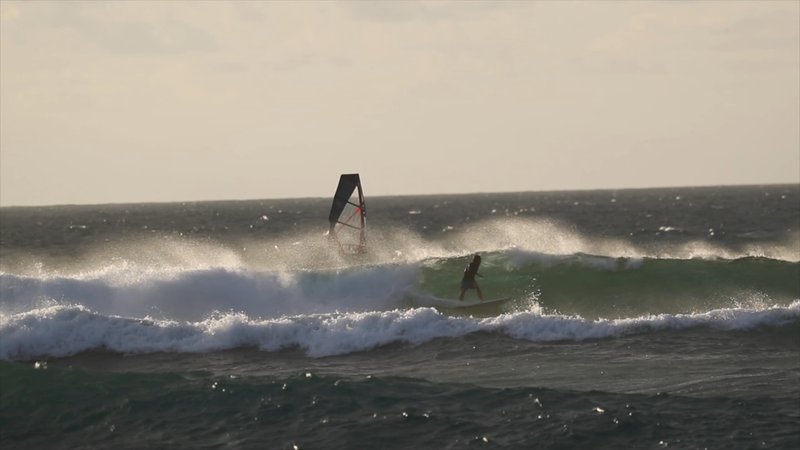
328, 173, 366, 253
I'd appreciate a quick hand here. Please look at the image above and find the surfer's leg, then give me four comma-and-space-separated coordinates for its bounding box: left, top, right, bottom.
459, 288, 466, 300
475, 283, 483, 301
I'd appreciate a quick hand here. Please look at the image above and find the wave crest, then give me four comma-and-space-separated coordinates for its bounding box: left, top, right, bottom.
2, 301, 797, 361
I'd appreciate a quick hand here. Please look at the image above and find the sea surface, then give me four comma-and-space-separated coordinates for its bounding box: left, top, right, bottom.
1, 185, 799, 449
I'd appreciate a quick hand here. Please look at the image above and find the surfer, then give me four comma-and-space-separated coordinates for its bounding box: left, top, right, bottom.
459, 254, 484, 301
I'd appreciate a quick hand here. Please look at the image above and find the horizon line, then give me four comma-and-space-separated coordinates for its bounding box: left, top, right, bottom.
1, 181, 798, 209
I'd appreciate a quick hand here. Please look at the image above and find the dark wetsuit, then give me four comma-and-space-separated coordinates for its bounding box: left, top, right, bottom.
460, 261, 481, 290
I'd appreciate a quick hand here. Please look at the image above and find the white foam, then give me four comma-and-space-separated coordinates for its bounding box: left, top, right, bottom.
1, 301, 797, 361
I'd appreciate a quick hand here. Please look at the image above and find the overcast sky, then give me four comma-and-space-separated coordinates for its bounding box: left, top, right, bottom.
1, 1, 798, 206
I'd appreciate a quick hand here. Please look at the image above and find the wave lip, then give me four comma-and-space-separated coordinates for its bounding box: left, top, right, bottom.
2, 301, 798, 361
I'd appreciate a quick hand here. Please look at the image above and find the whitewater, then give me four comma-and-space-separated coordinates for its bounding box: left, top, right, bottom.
1, 185, 799, 449
2, 298, 798, 361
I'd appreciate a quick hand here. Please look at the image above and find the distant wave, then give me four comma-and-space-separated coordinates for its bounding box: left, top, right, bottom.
2, 216, 798, 280
1, 301, 797, 361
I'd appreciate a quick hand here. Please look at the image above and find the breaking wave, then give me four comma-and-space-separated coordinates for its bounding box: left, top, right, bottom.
1, 301, 798, 361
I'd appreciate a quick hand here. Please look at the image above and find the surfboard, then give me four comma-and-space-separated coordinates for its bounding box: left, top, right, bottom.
412, 294, 513, 309
328, 174, 366, 254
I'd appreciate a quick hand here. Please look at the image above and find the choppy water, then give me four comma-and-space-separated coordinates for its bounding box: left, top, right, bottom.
1, 185, 798, 449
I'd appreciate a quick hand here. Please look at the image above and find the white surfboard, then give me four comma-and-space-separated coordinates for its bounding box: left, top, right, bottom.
412, 293, 513, 309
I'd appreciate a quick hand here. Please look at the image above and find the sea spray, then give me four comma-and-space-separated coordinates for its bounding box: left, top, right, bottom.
2, 185, 798, 449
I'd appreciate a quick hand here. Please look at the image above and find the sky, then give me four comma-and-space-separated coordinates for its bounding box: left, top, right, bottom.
1, 1, 798, 206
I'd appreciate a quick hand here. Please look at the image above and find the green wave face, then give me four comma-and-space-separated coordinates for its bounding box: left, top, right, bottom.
418, 251, 800, 319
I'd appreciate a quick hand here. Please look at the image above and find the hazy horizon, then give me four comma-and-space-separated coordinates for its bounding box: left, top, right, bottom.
2, 1, 798, 207
1, 181, 797, 209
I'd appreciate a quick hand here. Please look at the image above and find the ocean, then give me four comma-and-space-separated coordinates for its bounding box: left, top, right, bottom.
1, 185, 798, 449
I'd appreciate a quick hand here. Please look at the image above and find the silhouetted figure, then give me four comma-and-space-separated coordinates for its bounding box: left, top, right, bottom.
459, 254, 484, 301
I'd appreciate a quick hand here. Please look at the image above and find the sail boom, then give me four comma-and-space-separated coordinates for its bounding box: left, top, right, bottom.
336, 221, 362, 231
